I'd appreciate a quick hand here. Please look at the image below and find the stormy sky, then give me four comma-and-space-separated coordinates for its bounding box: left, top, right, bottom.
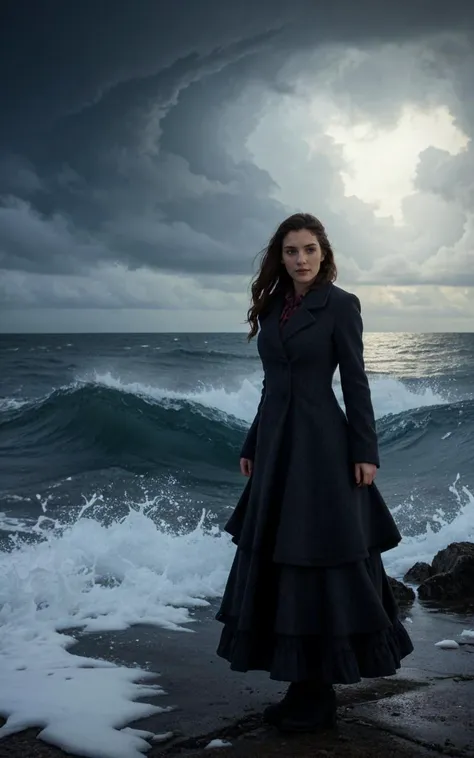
1, 1, 473, 333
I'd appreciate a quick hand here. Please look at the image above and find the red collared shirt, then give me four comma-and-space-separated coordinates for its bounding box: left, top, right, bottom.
279, 290, 304, 326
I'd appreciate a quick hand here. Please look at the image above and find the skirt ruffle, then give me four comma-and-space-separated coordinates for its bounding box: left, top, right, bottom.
216, 547, 413, 683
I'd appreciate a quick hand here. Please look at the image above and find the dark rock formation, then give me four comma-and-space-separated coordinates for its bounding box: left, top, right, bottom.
431, 542, 474, 575
418, 542, 474, 606
388, 576, 415, 607
403, 561, 432, 585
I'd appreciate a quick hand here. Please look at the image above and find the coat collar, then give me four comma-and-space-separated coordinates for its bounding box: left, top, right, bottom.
281, 281, 333, 342
300, 281, 333, 311
264, 282, 333, 347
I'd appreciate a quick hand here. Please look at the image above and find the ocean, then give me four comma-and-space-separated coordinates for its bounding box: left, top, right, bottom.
1, 331, 474, 756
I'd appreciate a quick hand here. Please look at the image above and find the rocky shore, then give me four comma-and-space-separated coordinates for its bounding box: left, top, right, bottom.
2, 666, 472, 758
386, 541, 474, 611
1, 585, 473, 758
0, 699, 459, 758
407, 542, 474, 608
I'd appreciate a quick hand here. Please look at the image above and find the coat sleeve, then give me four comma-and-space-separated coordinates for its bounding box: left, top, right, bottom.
333, 294, 380, 467
240, 375, 266, 460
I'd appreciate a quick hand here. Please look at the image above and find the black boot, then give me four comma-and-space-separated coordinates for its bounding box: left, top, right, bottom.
277, 681, 337, 733
263, 683, 301, 726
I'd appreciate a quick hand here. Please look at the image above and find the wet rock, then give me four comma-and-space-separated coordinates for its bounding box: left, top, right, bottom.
388, 577, 415, 606
403, 562, 432, 585
431, 541, 474, 575
418, 553, 474, 605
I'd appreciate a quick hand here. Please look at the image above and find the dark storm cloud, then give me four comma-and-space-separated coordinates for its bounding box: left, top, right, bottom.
1, 0, 473, 299
2, 0, 471, 139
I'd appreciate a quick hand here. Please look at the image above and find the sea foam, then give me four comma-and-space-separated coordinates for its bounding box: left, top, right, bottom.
87, 369, 448, 424
0, 477, 473, 756
0, 501, 232, 757
0, 371, 470, 757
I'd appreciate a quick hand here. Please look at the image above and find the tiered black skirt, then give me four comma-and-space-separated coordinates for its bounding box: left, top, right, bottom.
216, 546, 413, 683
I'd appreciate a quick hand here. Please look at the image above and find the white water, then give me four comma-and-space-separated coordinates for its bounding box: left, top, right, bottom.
0, 397, 30, 412
0, 477, 473, 756
0, 503, 232, 757
0, 372, 470, 757
88, 369, 448, 423
382, 476, 474, 577
0, 368, 451, 426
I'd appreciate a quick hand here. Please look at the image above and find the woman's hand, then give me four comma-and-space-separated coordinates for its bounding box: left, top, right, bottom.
355, 462, 376, 487
240, 458, 253, 477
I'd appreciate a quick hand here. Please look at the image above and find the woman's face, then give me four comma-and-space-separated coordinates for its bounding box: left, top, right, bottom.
281, 229, 324, 291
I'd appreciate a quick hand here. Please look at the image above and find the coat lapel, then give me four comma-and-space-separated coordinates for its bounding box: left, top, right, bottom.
281, 302, 315, 343
281, 282, 333, 343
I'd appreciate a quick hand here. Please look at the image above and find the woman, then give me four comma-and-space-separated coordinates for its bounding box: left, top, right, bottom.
215, 212, 413, 733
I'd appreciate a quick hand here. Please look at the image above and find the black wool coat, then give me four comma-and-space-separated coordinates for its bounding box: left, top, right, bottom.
225, 282, 402, 568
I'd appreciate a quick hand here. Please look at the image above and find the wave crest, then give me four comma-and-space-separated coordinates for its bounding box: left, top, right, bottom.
0, 374, 470, 484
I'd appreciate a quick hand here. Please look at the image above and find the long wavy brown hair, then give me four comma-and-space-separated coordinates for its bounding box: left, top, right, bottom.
246, 213, 337, 341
